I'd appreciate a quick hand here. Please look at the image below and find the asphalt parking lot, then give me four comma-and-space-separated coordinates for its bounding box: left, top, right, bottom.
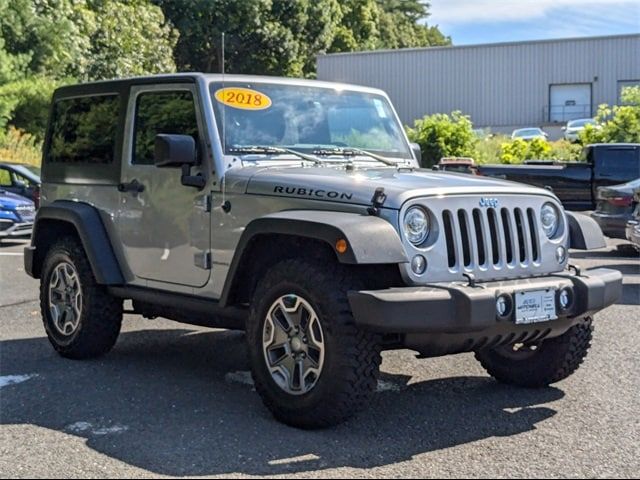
1, 238, 639, 478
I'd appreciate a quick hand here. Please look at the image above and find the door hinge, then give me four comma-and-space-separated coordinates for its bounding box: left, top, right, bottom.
194, 250, 212, 270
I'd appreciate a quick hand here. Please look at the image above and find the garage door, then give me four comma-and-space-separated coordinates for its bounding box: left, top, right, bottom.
549, 84, 591, 122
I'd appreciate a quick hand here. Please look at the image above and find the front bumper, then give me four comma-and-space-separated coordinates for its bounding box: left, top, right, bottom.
0, 221, 33, 238
349, 268, 622, 355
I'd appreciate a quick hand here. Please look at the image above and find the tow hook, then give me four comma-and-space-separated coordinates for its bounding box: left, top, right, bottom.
568, 264, 582, 277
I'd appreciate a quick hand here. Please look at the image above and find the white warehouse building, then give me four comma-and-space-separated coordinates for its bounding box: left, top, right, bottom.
317, 34, 640, 138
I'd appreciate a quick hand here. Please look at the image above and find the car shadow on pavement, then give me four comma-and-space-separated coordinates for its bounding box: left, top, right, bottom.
1, 328, 564, 476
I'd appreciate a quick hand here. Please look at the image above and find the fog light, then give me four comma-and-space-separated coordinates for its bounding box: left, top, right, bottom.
411, 255, 427, 275
556, 246, 567, 264
558, 288, 573, 311
496, 294, 512, 318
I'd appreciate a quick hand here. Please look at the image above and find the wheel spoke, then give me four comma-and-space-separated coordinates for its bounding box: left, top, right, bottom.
306, 316, 324, 351
266, 343, 289, 367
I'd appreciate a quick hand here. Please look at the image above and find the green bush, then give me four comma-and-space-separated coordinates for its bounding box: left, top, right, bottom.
0, 76, 61, 142
497, 138, 551, 164
580, 86, 640, 144
406, 111, 476, 167
549, 139, 582, 162
473, 135, 507, 164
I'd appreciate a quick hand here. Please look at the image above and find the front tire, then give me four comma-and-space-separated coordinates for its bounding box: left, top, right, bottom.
247, 259, 381, 429
475, 317, 593, 388
41, 237, 123, 359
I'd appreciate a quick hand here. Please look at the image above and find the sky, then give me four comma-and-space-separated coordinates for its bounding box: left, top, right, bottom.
427, 0, 640, 45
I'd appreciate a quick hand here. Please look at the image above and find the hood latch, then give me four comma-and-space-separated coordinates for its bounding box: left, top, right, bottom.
367, 187, 387, 216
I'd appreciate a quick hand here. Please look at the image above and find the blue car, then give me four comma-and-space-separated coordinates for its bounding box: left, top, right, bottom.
0, 190, 35, 242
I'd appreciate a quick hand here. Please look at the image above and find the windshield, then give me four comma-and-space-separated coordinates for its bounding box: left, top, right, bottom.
568, 119, 593, 128
514, 129, 542, 136
210, 82, 411, 159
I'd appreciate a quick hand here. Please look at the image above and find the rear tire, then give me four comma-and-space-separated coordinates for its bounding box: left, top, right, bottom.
475, 317, 593, 388
40, 237, 122, 359
247, 259, 381, 429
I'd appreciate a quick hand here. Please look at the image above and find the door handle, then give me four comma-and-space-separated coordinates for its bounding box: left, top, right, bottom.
117, 179, 145, 193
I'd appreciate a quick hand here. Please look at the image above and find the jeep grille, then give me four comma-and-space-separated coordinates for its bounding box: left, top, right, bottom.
399, 194, 567, 284
442, 207, 540, 271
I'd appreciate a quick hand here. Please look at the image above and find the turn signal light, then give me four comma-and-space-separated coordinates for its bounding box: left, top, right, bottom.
336, 239, 348, 254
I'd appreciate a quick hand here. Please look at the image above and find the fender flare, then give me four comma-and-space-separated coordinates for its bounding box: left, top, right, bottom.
27, 201, 124, 284
566, 211, 607, 250
220, 210, 408, 305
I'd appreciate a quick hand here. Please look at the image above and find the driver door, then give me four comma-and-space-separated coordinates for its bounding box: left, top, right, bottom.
115, 84, 211, 288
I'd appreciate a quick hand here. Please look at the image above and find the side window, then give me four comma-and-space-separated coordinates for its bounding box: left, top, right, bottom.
133, 91, 200, 165
0, 169, 11, 186
48, 95, 120, 164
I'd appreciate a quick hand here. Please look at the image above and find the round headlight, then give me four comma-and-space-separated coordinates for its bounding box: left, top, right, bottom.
403, 206, 430, 245
540, 202, 560, 238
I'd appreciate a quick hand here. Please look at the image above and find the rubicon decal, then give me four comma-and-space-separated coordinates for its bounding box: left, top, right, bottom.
273, 186, 353, 200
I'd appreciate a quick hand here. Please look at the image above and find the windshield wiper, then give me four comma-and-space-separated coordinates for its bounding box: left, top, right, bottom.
312, 147, 400, 167
228, 145, 324, 166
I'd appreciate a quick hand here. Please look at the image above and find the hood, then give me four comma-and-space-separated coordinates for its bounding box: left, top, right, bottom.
0, 190, 34, 210
232, 164, 556, 209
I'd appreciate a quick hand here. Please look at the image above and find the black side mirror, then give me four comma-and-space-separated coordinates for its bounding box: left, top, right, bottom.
154, 134, 205, 189
410, 142, 422, 166
154, 134, 197, 168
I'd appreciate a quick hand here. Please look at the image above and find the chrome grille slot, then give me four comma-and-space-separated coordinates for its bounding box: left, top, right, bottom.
487, 208, 500, 265
441, 205, 542, 272
457, 210, 472, 267
515, 208, 526, 262
527, 208, 540, 262
500, 208, 514, 265
472, 209, 486, 267
443, 210, 456, 268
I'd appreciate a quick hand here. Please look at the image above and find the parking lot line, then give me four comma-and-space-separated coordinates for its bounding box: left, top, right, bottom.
0, 252, 24, 256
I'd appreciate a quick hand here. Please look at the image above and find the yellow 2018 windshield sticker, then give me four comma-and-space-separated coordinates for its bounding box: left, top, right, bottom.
214, 87, 272, 110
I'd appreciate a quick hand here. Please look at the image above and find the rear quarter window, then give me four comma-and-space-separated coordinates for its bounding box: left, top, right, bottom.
43, 93, 123, 184
47, 95, 119, 164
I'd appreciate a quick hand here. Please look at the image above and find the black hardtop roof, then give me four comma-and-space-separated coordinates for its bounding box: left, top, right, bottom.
52, 73, 203, 99
51, 73, 385, 100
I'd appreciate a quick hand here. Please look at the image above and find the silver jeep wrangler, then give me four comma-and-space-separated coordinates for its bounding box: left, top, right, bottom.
25, 74, 622, 429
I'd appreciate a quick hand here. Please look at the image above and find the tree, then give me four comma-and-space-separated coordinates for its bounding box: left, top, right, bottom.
0, 0, 96, 81
374, 0, 450, 49
0, 0, 177, 82
156, 0, 449, 78
580, 86, 640, 144
87, 0, 178, 80
158, 0, 341, 77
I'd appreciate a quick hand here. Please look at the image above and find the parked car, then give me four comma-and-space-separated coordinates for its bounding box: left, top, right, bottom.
24, 73, 622, 429
625, 188, 640, 251
562, 118, 596, 142
0, 162, 42, 208
478, 143, 640, 211
511, 128, 548, 141
0, 190, 35, 243
591, 178, 640, 239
